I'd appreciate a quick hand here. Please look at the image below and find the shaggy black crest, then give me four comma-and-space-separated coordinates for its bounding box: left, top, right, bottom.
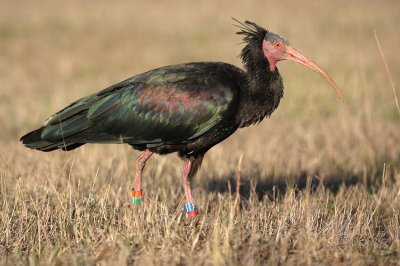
233, 19, 271, 86
233, 19, 268, 45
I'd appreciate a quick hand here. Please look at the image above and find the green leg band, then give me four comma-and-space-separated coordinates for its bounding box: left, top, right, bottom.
130, 197, 142, 204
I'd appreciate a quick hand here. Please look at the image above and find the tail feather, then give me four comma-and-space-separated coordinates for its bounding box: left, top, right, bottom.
20, 127, 84, 152
20, 87, 125, 152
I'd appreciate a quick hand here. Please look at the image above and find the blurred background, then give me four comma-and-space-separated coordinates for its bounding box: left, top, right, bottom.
0, 0, 399, 187
1, 1, 400, 263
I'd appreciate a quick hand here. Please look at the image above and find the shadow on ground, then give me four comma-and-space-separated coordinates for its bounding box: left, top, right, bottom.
203, 166, 383, 201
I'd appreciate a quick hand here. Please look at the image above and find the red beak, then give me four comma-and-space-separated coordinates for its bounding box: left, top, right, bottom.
284, 45, 343, 102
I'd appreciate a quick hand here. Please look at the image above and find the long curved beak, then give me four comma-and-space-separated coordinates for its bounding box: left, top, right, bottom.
284, 45, 343, 102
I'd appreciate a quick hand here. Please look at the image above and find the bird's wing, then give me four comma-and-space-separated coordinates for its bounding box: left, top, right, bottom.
40, 63, 239, 146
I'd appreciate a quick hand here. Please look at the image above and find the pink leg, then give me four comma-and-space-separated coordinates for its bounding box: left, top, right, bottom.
181, 159, 198, 217
133, 149, 153, 192
181, 160, 193, 203
131, 149, 153, 204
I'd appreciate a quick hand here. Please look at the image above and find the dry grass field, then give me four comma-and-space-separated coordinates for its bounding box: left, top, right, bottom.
1, 0, 400, 265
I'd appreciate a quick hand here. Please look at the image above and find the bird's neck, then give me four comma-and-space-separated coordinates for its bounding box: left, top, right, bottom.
237, 51, 284, 127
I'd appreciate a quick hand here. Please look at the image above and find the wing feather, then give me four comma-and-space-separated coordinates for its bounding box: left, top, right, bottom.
39, 63, 240, 147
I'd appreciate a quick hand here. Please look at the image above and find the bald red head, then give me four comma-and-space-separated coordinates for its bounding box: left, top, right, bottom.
262, 32, 343, 101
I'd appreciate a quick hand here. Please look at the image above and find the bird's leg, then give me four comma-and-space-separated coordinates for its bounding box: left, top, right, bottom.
181, 160, 197, 217
182, 160, 194, 201
130, 149, 153, 204
181, 156, 203, 218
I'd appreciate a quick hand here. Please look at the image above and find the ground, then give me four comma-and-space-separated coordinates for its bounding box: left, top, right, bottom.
1, 0, 400, 265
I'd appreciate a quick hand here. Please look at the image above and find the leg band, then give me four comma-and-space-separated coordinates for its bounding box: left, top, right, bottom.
130, 189, 143, 204
183, 203, 198, 217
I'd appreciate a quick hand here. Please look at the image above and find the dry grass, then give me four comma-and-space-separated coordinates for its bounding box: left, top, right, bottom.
1, 0, 400, 265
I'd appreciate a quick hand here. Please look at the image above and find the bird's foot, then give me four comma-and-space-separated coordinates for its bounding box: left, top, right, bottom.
130, 189, 143, 204
183, 202, 198, 218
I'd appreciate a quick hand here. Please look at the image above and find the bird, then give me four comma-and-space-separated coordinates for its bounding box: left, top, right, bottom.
20, 20, 343, 218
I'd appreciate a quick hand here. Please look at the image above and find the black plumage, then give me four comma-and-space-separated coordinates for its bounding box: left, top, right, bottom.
20, 20, 342, 216
21, 24, 283, 159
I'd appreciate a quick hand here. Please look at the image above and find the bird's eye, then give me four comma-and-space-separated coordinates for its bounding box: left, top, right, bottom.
275, 42, 282, 48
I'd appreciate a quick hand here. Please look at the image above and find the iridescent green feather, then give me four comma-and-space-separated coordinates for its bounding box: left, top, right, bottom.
31, 62, 239, 149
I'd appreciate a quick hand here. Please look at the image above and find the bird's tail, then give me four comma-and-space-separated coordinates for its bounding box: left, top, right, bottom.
20, 127, 83, 152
